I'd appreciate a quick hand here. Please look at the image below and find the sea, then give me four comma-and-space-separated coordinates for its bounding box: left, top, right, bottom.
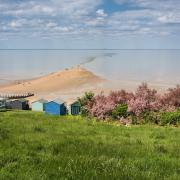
0, 50, 180, 89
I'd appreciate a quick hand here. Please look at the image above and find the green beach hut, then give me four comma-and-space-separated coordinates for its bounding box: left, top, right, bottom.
31, 99, 48, 112
68, 101, 81, 115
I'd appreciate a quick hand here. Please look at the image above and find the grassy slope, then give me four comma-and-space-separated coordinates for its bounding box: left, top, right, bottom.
0, 111, 179, 180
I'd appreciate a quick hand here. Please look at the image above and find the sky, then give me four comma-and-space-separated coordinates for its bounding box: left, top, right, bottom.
0, 0, 180, 49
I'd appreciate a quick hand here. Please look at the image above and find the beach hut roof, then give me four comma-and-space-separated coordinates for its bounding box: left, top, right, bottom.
68, 101, 80, 106
32, 99, 48, 104
13, 99, 28, 103
51, 98, 65, 105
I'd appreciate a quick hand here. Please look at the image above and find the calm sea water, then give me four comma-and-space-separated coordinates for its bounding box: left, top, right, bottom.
0, 50, 180, 86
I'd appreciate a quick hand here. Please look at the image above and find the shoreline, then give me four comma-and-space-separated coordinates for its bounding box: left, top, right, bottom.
0, 67, 179, 102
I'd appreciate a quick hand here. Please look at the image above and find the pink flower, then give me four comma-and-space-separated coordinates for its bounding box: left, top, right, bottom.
127, 83, 161, 116
86, 90, 133, 119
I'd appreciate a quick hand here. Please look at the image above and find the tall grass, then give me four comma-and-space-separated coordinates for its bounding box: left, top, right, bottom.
0, 111, 179, 180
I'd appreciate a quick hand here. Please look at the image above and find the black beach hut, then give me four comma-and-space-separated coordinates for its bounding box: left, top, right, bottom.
7, 99, 29, 110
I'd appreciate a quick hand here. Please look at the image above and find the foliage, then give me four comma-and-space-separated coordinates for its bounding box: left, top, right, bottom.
142, 111, 180, 126
78, 91, 95, 106
111, 104, 128, 119
83, 83, 162, 119
0, 111, 179, 179
77, 91, 94, 116
161, 85, 180, 110
127, 83, 161, 117
87, 93, 113, 120
108, 90, 134, 104
86, 90, 133, 120
79, 83, 180, 122
159, 111, 180, 126
142, 112, 160, 124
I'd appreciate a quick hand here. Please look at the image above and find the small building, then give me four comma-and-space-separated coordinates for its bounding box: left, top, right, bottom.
31, 99, 48, 112
44, 99, 66, 115
0, 98, 6, 109
68, 101, 81, 115
6, 99, 29, 110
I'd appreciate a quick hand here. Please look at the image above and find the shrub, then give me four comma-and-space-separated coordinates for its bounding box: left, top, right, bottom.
160, 111, 180, 126
142, 111, 180, 126
131, 115, 138, 125
108, 90, 134, 104
111, 104, 128, 119
142, 112, 160, 124
78, 83, 180, 125
161, 85, 180, 109
78, 91, 94, 116
128, 83, 161, 117
87, 93, 113, 120
86, 90, 133, 120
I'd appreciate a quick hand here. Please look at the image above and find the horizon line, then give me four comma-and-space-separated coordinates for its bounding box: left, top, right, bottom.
0, 48, 180, 51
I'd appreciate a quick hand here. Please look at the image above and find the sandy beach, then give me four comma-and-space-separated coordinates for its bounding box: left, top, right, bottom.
0, 67, 107, 102
0, 66, 177, 104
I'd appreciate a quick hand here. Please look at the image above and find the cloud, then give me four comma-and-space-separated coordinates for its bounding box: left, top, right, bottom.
0, 0, 180, 40
158, 13, 180, 23
85, 9, 108, 27
10, 21, 21, 28
96, 9, 107, 17
0, 1, 87, 38
110, 0, 180, 36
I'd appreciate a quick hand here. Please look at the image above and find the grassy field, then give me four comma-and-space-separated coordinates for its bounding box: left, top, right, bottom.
0, 111, 179, 180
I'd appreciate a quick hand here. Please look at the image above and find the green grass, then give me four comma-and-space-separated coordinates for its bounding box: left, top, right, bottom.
0, 111, 179, 180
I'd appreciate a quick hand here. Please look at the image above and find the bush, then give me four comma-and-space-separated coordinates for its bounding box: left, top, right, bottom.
142, 111, 180, 126
127, 83, 161, 117
142, 112, 160, 124
86, 90, 133, 120
77, 84, 180, 125
78, 92, 94, 116
161, 85, 180, 108
111, 104, 128, 119
160, 111, 180, 126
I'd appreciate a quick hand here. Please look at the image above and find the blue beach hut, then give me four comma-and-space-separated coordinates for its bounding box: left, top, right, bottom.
44, 99, 66, 115
31, 99, 48, 112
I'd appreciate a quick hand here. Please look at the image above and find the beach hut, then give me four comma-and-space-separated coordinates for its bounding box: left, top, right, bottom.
68, 101, 81, 115
0, 98, 6, 109
44, 99, 66, 115
6, 99, 29, 110
31, 99, 48, 112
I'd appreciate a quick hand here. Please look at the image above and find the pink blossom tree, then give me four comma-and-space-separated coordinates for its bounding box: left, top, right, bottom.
161, 85, 180, 109
86, 90, 133, 120
80, 83, 179, 120
127, 83, 161, 116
